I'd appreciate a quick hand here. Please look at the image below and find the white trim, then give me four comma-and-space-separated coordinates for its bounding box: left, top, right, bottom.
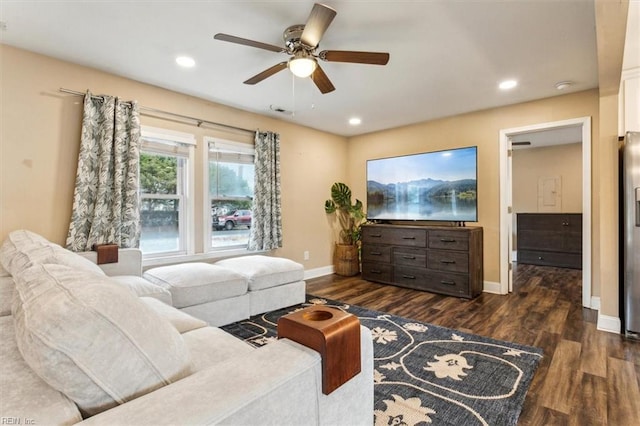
139, 129, 196, 258
499, 117, 592, 307
482, 280, 502, 294
499, 129, 510, 295
591, 296, 601, 311
597, 314, 622, 334
202, 135, 256, 253
203, 141, 212, 252
185, 144, 196, 255
206, 137, 255, 155
142, 125, 196, 145
304, 265, 335, 280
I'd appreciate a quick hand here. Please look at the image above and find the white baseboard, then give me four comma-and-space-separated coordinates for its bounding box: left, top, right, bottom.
597, 313, 621, 334
483, 280, 502, 294
304, 265, 334, 280
591, 296, 621, 334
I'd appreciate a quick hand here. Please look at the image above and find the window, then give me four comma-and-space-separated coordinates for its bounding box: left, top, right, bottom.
139, 127, 195, 257
205, 137, 255, 250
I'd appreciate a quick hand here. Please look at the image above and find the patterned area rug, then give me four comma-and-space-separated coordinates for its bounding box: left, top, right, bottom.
221, 295, 543, 426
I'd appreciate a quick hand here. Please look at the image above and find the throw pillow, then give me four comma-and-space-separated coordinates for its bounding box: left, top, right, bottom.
12, 263, 192, 417
0, 230, 105, 276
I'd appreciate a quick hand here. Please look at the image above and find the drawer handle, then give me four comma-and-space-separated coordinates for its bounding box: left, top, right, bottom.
440, 260, 456, 264
440, 238, 456, 243
370, 269, 382, 274
402, 236, 416, 240
371, 234, 382, 238
538, 256, 544, 260
440, 280, 456, 286
402, 274, 416, 280
370, 251, 382, 256
402, 255, 416, 260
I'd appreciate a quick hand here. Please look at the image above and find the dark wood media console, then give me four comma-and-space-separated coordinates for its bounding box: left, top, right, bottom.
361, 224, 483, 298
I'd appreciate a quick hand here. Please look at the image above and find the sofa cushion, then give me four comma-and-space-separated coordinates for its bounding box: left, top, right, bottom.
143, 263, 248, 308
140, 297, 207, 334
0, 315, 83, 425
12, 263, 192, 417
215, 255, 304, 291
110, 275, 173, 305
0, 230, 105, 276
0, 276, 15, 316
181, 326, 254, 372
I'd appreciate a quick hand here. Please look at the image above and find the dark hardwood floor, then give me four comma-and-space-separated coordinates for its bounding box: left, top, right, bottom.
306, 263, 640, 425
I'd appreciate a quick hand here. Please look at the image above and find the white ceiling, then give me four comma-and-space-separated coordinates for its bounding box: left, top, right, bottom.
511, 126, 583, 149
0, 0, 602, 137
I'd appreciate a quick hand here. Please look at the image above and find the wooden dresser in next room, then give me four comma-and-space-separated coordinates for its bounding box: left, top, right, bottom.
516, 213, 582, 269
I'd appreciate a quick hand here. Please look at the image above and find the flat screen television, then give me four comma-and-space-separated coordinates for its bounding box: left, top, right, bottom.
366, 146, 478, 222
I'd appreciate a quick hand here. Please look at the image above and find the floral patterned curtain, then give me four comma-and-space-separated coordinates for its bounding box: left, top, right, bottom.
66, 91, 141, 251
248, 131, 283, 251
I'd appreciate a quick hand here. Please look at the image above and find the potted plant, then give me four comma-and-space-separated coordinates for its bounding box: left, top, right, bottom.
324, 182, 366, 276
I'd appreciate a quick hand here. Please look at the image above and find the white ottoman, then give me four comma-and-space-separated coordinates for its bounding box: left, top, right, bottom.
215, 255, 305, 315
143, 263, 250, 326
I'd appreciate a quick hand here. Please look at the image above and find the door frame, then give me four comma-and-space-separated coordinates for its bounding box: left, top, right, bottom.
499, 116, 591, 307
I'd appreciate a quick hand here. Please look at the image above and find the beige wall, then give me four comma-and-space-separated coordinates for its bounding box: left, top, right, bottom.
597, 93, 620, 318
0, 45, 348, 269
347, 90, 600, 285
511, 143, 583, 251
512, 143, 583, 214
0, 45, 622, 319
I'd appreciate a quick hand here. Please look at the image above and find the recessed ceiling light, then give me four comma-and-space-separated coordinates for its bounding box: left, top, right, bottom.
176, 56, 195, 68
349, 117, 362, 126
555, 81, 573, 90
499, 79, 518, 90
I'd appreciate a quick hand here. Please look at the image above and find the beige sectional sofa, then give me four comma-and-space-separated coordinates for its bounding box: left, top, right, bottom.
0, 230, 374, 425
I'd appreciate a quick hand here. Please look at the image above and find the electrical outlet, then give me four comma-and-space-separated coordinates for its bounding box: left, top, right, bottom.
303, 251, 310, 261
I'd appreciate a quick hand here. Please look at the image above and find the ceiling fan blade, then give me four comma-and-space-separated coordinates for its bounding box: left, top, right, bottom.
319, 50, 390, 65
244, 62, 288, 85
310, 65, 335, 94
301, 3, 337, 48
214, 33, 285, 53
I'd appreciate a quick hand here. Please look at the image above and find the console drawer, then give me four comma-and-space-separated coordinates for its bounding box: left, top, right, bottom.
428, 250, 469, 273
362, 261, 392, 283
362, 244, 391, 263
393, 266, 469, 296
423, 270, 470, 297
362, 226, 427, 247
428, 231, 469, 251
393, 266, 431, 291
393, 247, 427, 267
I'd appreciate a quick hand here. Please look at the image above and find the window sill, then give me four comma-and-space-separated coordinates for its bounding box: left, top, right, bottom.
142, 248, 268, 270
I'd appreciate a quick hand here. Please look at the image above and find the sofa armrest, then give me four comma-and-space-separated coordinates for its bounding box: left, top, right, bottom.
78, 248, 142, 277
78, 339, 322, 425
78, 326, 373, 426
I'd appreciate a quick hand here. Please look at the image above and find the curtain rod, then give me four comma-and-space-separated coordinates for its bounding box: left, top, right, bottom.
59, 88, 256, 135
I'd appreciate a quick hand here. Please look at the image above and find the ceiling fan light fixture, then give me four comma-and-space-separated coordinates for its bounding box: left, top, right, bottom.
289, 55, 317, 78
175, 56, 195, 68
499, 79, 518, 90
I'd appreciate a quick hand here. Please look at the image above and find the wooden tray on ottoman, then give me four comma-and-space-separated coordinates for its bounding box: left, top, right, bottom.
277, 305, 361, 394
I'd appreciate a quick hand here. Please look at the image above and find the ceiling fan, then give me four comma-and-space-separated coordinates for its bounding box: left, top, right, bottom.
213, 3, 390, 94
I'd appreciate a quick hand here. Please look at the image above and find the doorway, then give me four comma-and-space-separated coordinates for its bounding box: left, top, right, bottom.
499, 116, 592, 308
